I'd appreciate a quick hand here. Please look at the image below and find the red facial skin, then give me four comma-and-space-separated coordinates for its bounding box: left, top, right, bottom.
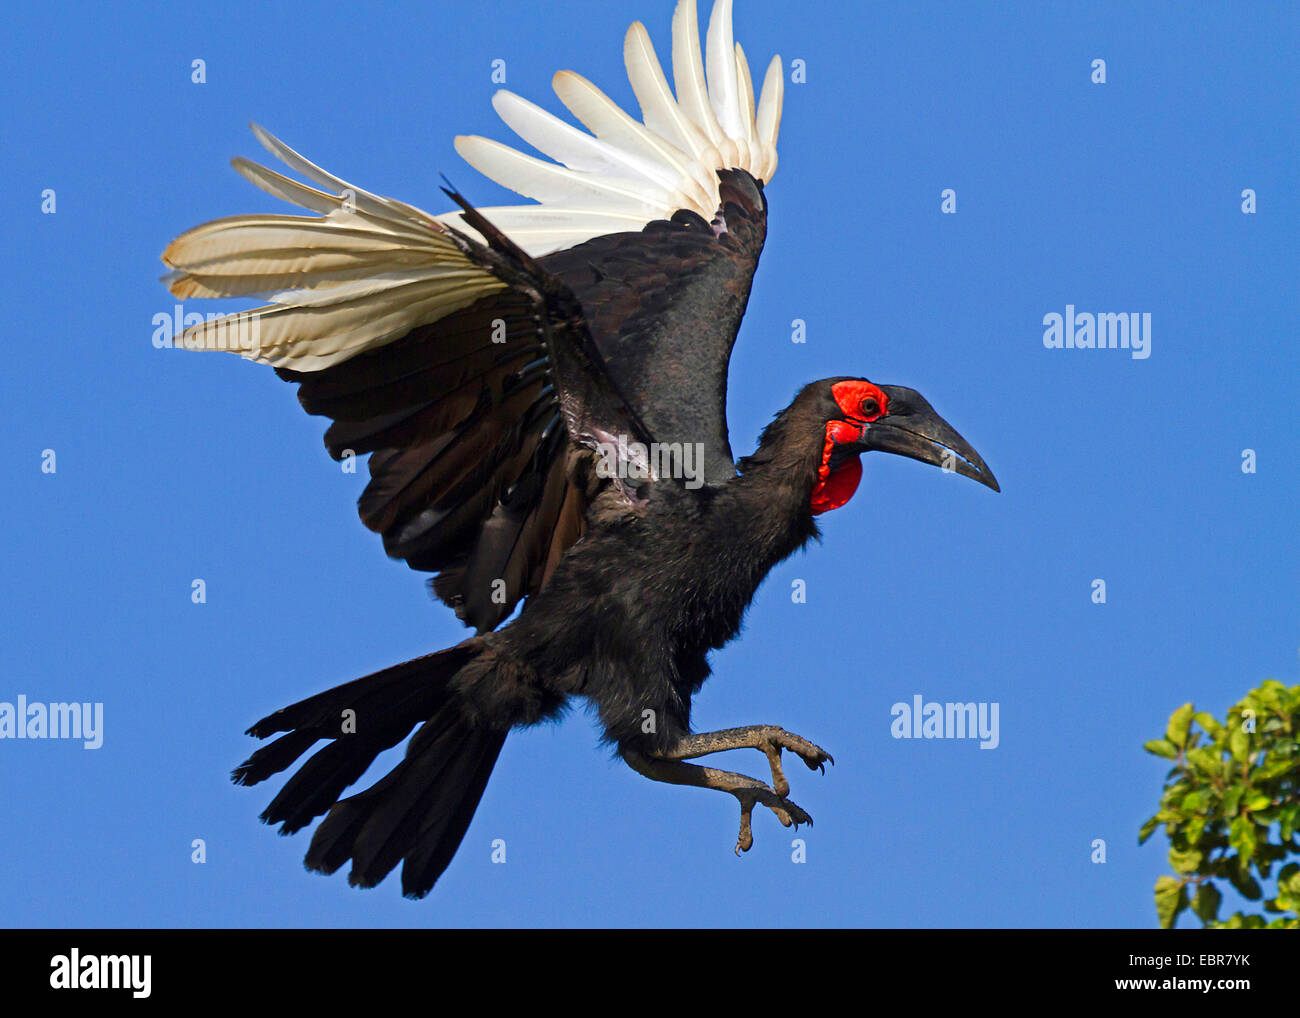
810, 381, 889, 515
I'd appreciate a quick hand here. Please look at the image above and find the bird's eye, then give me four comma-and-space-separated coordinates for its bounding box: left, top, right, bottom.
860, 397, 880, 418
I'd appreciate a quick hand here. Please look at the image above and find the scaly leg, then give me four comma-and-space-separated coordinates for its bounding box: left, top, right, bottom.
621, 724, 831, 854
658, 725, 833, 797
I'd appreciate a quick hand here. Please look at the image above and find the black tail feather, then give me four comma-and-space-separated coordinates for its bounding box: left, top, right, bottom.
234, 640, 505, 895
305, 704, 507, 898
403, 725, 505, 895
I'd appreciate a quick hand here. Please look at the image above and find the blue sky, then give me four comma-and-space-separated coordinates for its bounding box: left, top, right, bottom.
2, 0, 1296, 928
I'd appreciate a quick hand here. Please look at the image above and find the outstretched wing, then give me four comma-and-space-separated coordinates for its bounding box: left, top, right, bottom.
163, 130, 654, 633
161, 0, 783, 631
452, 0, 781, 484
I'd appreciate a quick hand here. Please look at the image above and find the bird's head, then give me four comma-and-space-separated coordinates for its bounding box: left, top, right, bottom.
808, 377, 999, 515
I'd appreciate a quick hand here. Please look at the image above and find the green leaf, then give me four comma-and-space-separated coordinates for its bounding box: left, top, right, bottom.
1229, 726, 1250, 763
1169, 846, 1202, 874
1256, 683, 1286, 713
1167, 703, 1195, 748
1257, 757, 1296, 781
1192, 882, 1222, 923
1186, 747, 1223, 779
1282, 803, 1299, 843
1230, 815, 1259, 863
1144, 739, 1180, 760
1246, 793, 1273, 812
1269, 890, 1300, 914
1142, 682, 1300, 931
1155, 875, 1187, 929
1194, 712, 1225, 741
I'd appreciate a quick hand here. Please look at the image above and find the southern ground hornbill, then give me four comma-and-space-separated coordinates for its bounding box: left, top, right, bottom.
162, 0, 998, 897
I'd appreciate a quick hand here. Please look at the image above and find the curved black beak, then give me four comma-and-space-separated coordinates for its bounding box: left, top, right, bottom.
857, 385, 999, 492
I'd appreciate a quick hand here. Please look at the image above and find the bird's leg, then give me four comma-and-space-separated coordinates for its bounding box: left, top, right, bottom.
660, 725, 833, 797
621, 745, 815, 855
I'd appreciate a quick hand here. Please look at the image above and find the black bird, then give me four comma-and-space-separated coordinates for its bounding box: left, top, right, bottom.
162, 0, 998, 897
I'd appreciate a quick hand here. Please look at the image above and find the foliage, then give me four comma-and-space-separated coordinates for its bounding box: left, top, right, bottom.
1141, 680, 1300, 929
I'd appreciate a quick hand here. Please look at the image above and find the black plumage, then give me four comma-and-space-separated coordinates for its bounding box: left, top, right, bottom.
165, 0, 1000, 898
231, 170, 997, 898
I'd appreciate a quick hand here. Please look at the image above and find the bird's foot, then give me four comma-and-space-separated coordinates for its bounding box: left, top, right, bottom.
665, 725, 833, 797
730, 781, 813, 855
621, 725, 830, 854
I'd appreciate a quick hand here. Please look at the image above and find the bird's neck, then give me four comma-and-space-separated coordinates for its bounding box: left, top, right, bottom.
625, 425, 823, 658
723, 423, 827, 565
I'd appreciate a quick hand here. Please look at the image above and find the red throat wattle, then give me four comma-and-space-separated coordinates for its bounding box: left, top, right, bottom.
809, 380, 889, 515
810, 421, 863, 515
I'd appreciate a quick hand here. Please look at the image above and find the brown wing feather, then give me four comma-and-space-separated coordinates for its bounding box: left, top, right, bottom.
275, 196, 656, 634
539, 169, 769, 487
276, 173, 767, 634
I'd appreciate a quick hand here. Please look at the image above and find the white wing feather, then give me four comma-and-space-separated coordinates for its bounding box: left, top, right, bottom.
162, 0, 782, 368
453, 0, 782, 254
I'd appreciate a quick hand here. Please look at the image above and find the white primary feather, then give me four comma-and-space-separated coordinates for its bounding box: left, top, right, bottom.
453, 135, 677, 214
442, 205, 656, 256
451, 0, 782, 255
551, 71, 716, 208
755, 53, 784, 182
163, 0, 784, 369
492, 89, 675, 190
705, 0, 743, 143
164, 124, 507, 370
734, 43, 757, 159
247, 123, 437, 231
172, 269, 506, 372
623, 21, 713, 165
671, 0, 726, 151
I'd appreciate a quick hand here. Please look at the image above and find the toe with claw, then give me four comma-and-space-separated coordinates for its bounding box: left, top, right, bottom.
621, 724, 831, 855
